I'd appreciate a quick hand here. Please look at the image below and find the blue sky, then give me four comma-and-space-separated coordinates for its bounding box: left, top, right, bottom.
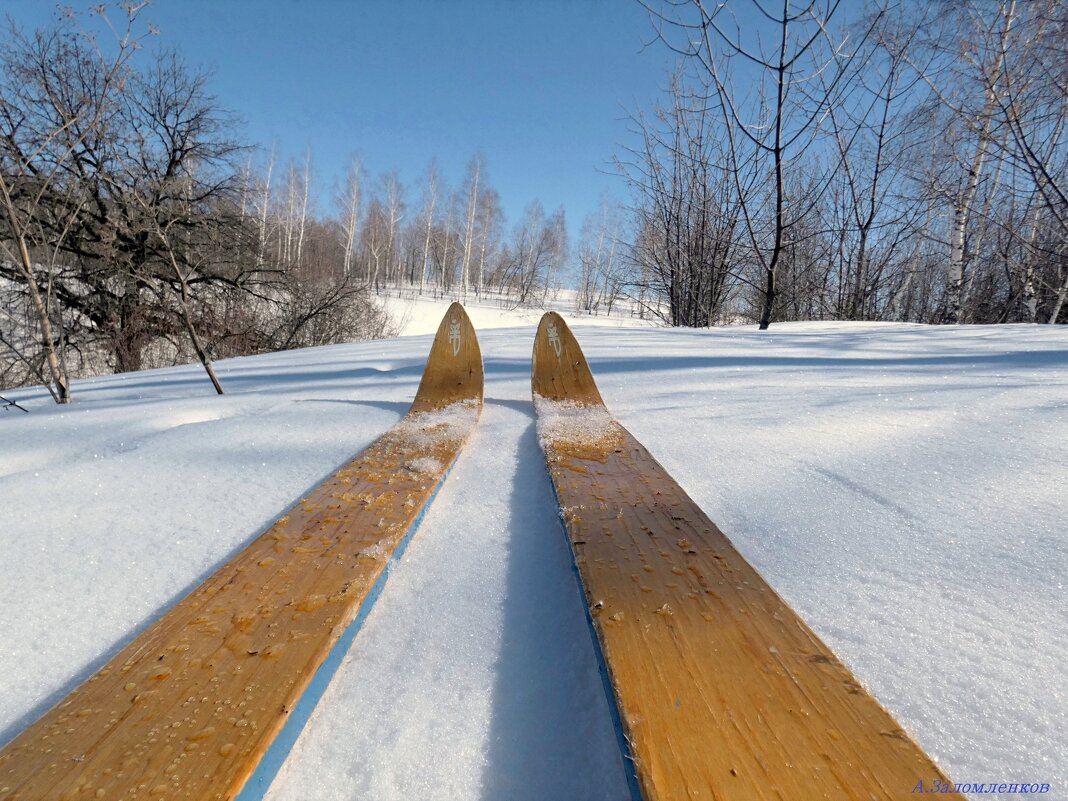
7, 0, 678, 236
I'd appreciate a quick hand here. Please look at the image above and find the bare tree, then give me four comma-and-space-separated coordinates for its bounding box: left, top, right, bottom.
256, 148, 275, 267
1, 25, 257, 380
979, 0, 1068, 322
381, 170, 405, 287
459, 155, 482, 298
476, 186, 503, 298
909, 3, 1014, 323
362, 196, 386, 290
436, 190, 457, 292
278, 155, 312, 268
295, 149, 312, 267
619, 75, 742, 326
644, 0, 882, 328
0, 4, 151, 401
147, 212, 225, 394
495, 202, 567, 306
337, 155, 362, 277
824, 10, 927, 320
0, 174, 73, 403
577, 196, 625, 315
418, 160, 440, 293
0, 6, 413, 395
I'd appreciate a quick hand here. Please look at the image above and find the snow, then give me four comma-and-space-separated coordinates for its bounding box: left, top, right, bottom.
392, 398, 481, 448
381, 291, 653, 337
533, 395, 620, 449
1, 301, 1065, 799
405, 455, 443, 474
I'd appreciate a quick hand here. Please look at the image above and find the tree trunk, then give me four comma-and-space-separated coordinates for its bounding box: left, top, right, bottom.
0, 174, 72, 403
758, 7, 789, 332
1049, 267, 1068, 324
421, 193, 435, 294
945, 202, 967, 323
159, 228, 224, 394
295, 153, 310, 268
258, 154, 274, 267
460, 161, 480, 300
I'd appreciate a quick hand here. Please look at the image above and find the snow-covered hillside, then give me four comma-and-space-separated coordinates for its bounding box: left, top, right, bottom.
1, 311, 1065, 800
380, 290, 655, 336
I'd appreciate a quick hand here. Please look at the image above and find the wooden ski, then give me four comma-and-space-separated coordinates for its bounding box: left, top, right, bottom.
531, 311, 961, 801
0, 302, 483, 801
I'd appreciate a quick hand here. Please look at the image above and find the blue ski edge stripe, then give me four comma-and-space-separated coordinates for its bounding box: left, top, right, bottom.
547, 466, 645, 801
234, 455, 460, 801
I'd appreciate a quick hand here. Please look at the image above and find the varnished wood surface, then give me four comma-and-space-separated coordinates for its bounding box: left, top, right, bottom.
0, 303, 483, 801
532, 312, 962, 801
410, 302, 484, 413
531, 311, 603, 406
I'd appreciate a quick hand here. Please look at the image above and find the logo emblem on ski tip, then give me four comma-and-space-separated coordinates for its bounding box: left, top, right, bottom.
547, 322, 562, 358
448, 318, 462, 356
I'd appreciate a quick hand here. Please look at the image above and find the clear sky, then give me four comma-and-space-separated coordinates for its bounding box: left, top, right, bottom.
6, 0, 678, 237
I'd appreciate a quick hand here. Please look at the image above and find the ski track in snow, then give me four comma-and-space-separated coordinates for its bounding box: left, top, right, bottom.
264, 391, 628, 801
1, 318, 1066, 800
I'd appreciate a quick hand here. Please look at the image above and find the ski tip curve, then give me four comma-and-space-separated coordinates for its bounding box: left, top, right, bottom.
532, 311, 605, 407
410, 302, 484, 413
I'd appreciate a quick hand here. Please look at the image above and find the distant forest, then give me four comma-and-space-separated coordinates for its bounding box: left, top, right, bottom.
2, 1, 1065, 403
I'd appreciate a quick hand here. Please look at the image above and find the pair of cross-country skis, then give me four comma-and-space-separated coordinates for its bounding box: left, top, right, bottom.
0, 304, 962, 801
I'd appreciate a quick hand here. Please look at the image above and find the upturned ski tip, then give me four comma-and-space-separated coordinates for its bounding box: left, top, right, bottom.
411, 302, 484, 413
532, 311, 604, 407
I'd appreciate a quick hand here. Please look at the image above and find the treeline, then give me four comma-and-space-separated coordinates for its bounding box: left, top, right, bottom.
5, 3, 1064, 405
624, 0, 1067, 328
0, 6, 571, 402
272, 154, 570, 307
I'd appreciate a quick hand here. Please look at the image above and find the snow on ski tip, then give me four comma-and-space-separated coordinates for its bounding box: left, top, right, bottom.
0, 303, 483, 801
531, 311, 965, 801
532, 395, 619, 451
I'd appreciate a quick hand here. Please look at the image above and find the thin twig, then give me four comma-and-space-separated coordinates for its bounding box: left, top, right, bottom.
0, 394, 29, 412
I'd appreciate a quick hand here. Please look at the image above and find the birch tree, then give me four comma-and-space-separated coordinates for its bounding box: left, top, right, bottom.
577, 196, 625, 315
418, 160, 440, 292
363, 197, 385, 290
476, 186, 503, 297
902, 2, 1020, 323
459, 155, 482, 298
257, 148, 274, 267
295, 150, 312, 268
381, 171, 405, 287
979, 0, 1068, 322
338, 155, 362, 277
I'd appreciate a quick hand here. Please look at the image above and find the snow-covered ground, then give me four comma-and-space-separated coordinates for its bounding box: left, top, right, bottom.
1, 302, 1065, 800
381, 290, 654, 336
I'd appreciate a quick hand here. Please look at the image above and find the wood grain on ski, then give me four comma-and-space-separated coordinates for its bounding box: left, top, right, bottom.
532, 311, 961, 801
0, 303, 483, 801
